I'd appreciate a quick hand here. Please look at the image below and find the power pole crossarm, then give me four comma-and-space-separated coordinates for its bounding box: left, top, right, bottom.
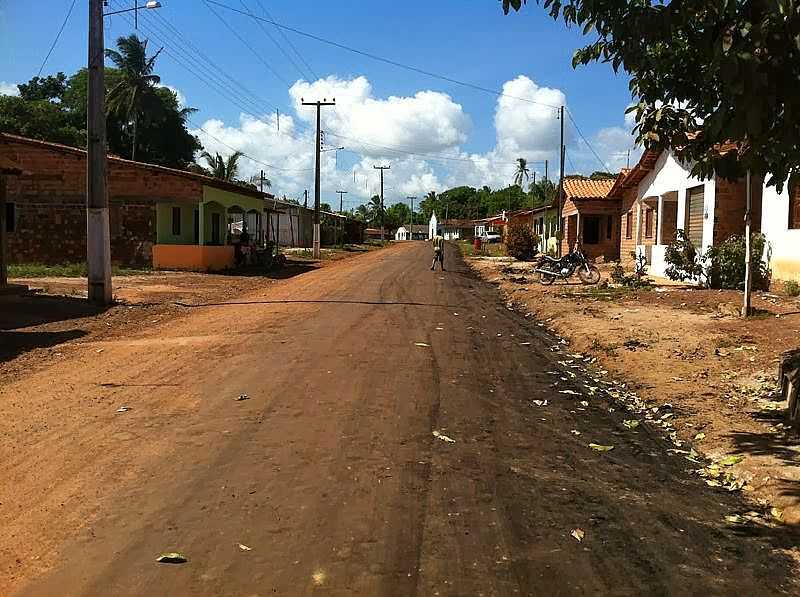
301, 98, 336, 258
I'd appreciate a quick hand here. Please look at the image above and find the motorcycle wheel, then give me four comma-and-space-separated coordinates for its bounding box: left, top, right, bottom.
578, 265, 601, 285
539, 263, 557, 285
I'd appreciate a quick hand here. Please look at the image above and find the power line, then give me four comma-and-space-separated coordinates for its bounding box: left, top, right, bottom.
37, 0, 78, 77
204, 0, 561, 109
203, 0, 291, 87
566, 108, 608, 172
241, 0, 315, 82
253, 0, 318, 80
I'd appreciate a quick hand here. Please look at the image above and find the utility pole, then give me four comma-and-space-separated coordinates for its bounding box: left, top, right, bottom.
87, 0, 112, 305
336, 190, 347, 246
545, 159, 549, 182
531, 171, 536, 209
407, 196, 416, 240
373, 165, 390, 241
260, 169, 265, 193
557, 105, 565, 257
304, 189, 308, 209
301, 97, 336, 258
742, 170, 753, 318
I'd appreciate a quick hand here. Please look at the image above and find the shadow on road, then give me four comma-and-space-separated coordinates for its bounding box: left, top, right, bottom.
0, 295, 103, 331
175, 299, 462, 308
0, 329, 87, 363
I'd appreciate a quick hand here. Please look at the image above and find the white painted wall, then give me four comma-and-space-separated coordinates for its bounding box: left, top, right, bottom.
395, 226, 409, 241
761, 184, 800, 282
428, 212, 438, 240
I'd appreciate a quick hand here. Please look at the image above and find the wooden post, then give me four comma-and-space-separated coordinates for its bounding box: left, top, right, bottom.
742, 170, 753, 318
0, 175, 7, 287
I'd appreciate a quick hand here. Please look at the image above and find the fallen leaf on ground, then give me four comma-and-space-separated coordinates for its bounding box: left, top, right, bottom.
570, 528, 585, 542
156, 552, 187, 564
580, 401, 589, 407
719, 456, 743, 467
771, 507, 784, 522
559, 390, 581, 396
622, 420, 640, 430
432, 430, 456, 443
589, 443, 614, 452
694, 432, 706, 441
570, 430, 581, 436
238, 544, 252, 551
116, 406, 130, 413
414, 342, 430, 347
532, 400, 548, 407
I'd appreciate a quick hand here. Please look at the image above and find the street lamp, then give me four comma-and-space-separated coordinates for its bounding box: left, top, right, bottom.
322, 146, 345, 169
104, 1, 162, 29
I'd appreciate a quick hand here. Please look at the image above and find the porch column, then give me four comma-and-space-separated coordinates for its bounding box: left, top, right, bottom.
198, 202, 206, 245
635, 200, 643, 244
575, 212, 581, 246
656, 194, 665, 245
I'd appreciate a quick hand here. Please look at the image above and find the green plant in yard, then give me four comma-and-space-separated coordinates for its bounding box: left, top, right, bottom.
706, 233, 771, 291
664, 230, 705, 283
610, 257, 652, 289
505, 221, 539, 260
785, 280, 800, 297
9, 263, 151, 278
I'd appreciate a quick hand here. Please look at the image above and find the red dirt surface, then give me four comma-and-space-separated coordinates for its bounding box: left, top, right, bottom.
2, 243, 798, 595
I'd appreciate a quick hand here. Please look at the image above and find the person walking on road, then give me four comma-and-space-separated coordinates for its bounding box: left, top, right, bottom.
431, 233, 445, 271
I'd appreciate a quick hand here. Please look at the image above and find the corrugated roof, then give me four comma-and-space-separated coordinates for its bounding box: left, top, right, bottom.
0, 133, 275, 200
563, 177, 617, 200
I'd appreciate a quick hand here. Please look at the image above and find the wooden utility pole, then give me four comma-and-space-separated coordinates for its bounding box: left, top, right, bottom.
557, 105, 565, 257
87, 0, 112, 305
301, 98, 336, 258
336, 190, 347, 246
545, 159, 549, 182
407, 196, 416, 240
742, 170, 753, 317
374, 165, 390, 241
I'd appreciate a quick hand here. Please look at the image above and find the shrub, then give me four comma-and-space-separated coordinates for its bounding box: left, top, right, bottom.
705, 233, 770, 290
784, 280, 800, 297
505, 222, 539, 260
664, 230, 705, 283
610, 255, 652, 289
610, 261, 626, 285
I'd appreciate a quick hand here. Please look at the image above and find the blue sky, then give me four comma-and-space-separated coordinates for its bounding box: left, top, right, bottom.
0, 0, 640, 208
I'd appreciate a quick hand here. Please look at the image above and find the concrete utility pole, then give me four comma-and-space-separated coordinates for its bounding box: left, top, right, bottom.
336, 190, 347, 246
373, 165, 390, 241
742, 170, 753, 318
407, 196, 416, 240
304, 189, 308, 208
557, 105, 565, 257
87, 0, 112, 305
545, 159, 549, 182
301, 98, 336, 258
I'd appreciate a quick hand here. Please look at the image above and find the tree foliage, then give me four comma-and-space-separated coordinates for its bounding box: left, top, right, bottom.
503, 0, 800, 190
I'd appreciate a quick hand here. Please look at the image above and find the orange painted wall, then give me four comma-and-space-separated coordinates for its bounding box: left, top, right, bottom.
152, 244, 234, 271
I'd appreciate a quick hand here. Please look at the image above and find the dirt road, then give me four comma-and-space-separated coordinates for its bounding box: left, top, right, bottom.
2, 242, 798, 596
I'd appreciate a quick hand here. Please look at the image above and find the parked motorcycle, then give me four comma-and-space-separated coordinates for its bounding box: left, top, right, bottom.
533, 244, 601, 285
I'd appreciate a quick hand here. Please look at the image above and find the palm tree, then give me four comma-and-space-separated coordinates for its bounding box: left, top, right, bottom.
249, 172, 272, 190
105, 35, 163, 161
513, 158, 530, 187
200, 151, 244, 182
367, 195, 385, 225
354, 204, 369, 222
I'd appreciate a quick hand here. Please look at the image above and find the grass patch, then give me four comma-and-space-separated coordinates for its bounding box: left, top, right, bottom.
459, 240, 506, 257
9, 263, 152, 278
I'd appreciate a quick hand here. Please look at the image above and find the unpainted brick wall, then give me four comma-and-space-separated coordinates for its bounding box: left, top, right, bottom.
2, 138, 202, 266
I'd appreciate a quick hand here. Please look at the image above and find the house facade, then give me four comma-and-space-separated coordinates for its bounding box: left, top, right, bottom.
395, 224, 428, 241
559, 177, 621, 261
0, 133, 275, 271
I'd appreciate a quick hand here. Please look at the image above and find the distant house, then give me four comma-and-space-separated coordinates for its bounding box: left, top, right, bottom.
559, 176, 621, 261
428, 212, 438, 239
441, 219, 474, 241
395, 224, 428, 241
0, 133, 276, 272
365, 228, 391, 241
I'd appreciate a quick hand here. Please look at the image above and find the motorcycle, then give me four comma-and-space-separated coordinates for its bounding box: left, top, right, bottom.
532, 244, 601, 285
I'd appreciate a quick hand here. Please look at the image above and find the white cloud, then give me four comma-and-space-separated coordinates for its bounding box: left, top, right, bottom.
191, 74, 640, 207
0, 81, 19, 96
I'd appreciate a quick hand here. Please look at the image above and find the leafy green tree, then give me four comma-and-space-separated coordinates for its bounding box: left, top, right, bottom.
589, 171, 616, 180
17, 73, 67, 102
530, 179, 557, 208
105, 34, 163, 161
0, 94, 83, 146
503, 0, 800, 189
200, 151, 244, 182
367, 195, 385, 226
385, 202, 411, 230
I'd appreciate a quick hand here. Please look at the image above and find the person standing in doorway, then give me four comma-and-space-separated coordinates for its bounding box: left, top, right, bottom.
431, 233, 445, 271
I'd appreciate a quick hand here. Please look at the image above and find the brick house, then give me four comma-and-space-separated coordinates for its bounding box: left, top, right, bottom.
611, 148, 800, 283
559, 177, 621, 261
0, 133, 275, 271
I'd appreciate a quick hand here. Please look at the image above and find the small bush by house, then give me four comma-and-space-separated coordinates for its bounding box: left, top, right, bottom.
505, 222, 539, 261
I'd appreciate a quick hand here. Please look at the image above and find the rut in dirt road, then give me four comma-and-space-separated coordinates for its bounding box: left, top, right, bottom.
3, 242, 798, 596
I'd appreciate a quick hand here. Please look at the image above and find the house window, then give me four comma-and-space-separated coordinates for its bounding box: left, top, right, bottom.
171, 206, 181, 236
645, 208, 654, 238
5, 202, 15, 233
790, 185, 800, 229
583, 216, 600, 245
606, 215, 613, 240
625, 211, 632, 239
